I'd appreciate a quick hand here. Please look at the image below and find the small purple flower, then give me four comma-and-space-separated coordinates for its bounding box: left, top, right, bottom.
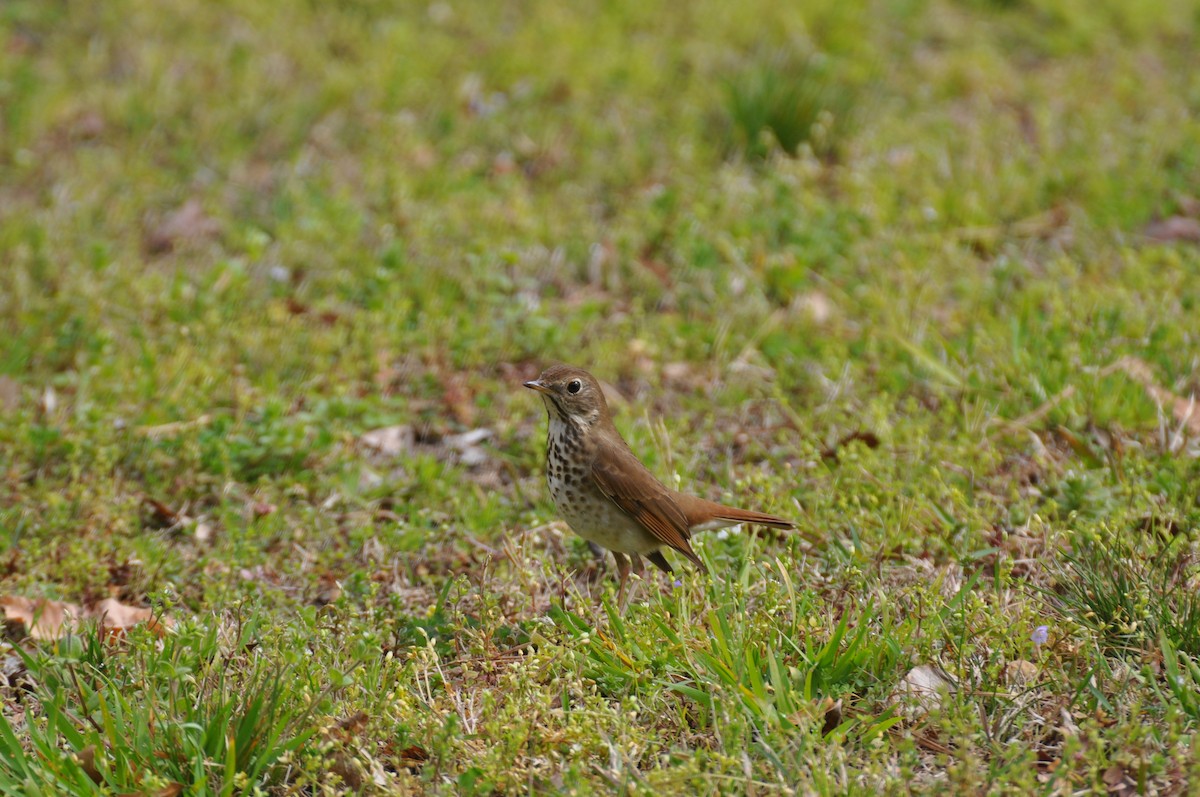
673, 579, 683, 589
1032, 625, 1049, 646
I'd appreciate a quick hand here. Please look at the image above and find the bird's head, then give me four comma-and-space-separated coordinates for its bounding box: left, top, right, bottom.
524, 364, 608, 427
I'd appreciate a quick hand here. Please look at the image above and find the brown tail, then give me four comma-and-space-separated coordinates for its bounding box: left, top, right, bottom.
672, 493, 794, 532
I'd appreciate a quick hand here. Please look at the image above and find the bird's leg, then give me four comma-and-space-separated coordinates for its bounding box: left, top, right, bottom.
622, 553, 646, 610
613, 551, 631, 610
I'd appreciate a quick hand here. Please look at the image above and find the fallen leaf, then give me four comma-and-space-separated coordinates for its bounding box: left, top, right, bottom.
1173, 194, 1200, 217
443, 428, 492, 467
892, 664, 954, 715
1004, 659, 1039, 687
70, 110, 106, 140
144, 199, 221, 255
362, 536, 386, 562
397, 744, 429, 772
336, 711, 370, 737
1, 597, 84, 640
315, 573, 342, 607
77, 745, 103, 784
328, 750, 363, 790
819, 697, 843, 736
107, 558, 140, 588
1144, 216, 1200, 244
1103, 763, 1136, 796
285, 296, 310, 316
92, 598, 172, 636
250, 500, 276, 518
661, 362, 694, 385
238, 565, 280, 585
1, 596, 172, 640
360, 425, 414, 458
0, 376, 19, 412
820, 430, 881, 460
142, 495, 182, 528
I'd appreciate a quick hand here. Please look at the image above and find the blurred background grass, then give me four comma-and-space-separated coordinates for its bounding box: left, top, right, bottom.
2, 0, 1200, 792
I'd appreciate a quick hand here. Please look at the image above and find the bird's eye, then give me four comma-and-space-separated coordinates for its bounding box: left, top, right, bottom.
567, 380, 582, 394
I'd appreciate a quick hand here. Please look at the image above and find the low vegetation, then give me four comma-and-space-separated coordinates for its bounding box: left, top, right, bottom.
1, 0, 1199, 793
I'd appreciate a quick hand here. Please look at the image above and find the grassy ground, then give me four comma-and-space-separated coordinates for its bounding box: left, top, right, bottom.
2, 0, 1200, 793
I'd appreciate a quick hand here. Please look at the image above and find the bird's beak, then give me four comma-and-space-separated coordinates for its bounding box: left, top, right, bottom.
524, 380, 553, 395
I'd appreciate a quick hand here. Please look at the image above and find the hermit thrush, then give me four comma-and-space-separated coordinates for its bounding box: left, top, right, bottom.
525, 365, 793, 606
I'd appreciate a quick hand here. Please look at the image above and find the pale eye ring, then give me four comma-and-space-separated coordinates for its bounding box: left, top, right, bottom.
567, 380, 582, 394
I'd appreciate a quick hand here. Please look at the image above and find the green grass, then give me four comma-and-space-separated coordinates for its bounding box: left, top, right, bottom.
723, 48, 864, 161
2, 0, 1200, 792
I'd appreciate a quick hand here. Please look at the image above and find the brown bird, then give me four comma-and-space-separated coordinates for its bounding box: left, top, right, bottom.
524, 364, 793, 606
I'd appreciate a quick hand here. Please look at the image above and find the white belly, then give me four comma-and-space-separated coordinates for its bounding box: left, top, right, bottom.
550, 476, 656, 554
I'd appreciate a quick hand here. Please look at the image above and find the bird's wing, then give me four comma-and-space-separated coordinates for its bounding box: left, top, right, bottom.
589, 437, 706, 571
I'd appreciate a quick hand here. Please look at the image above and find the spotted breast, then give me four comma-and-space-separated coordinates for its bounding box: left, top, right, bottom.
544, 416, 655, 555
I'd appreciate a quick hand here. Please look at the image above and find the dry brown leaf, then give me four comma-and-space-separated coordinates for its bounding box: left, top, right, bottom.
397, 744, 429, 772
1103, 763, 1136, 796
92, 598, 151, 629
1004, 659, 1039, 687
443, 428, 492, 467
336, 711, 370, 737
820, 430, 881, 460
892, 664, 954, 716
92, 598, 173, 636
315, 573, 342, 607
1144, 216, 1200, 244
0, 376, 19, 412
77, 744, 103, 784
142, 495, 182, 528
1, 596, 172, 640
328, 750, 364, 790
71, 110, 107, 140
1, 596, 85, 640
1175, 194, 1200, 217
250, 500, 276, 518
360, 425, 414, 458
819, 697, 843, 735
145, 199, 221, 255
238, 565, 280, 585
661, 362, 694, 385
